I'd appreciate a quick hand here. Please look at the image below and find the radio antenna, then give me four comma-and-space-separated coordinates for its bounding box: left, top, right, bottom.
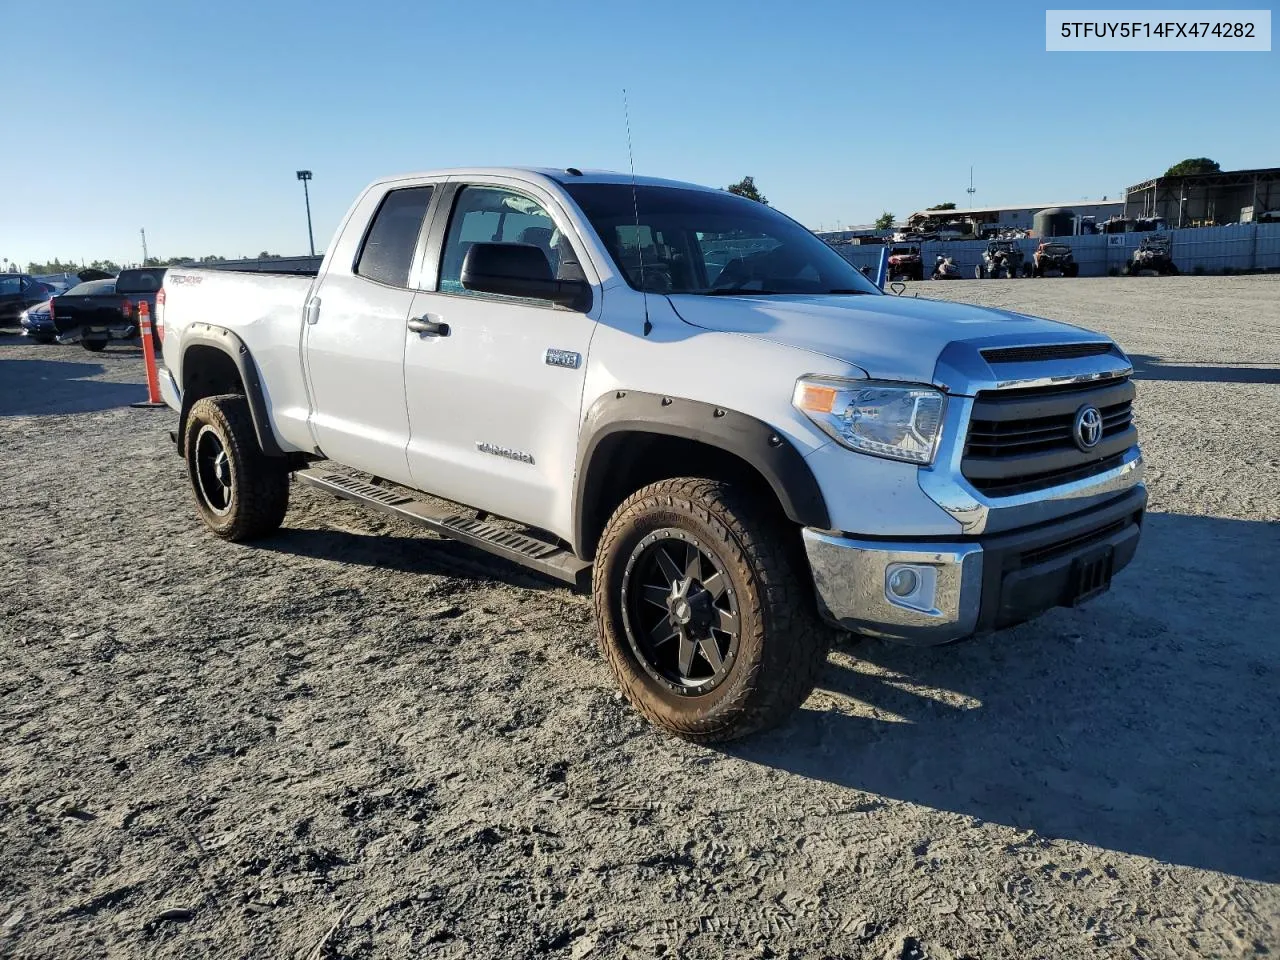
623, 89, 651, 337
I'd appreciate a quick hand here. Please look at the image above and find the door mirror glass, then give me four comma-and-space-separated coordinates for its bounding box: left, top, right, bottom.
461, 243, 589, 309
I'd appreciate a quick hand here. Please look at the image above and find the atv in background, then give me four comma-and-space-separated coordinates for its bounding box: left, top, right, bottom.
1032, 242, 1079, 277
887, 243, 924, 282
1129, 235, 1178, 276
976, 239, 1024, 278
931, 254, 961, 280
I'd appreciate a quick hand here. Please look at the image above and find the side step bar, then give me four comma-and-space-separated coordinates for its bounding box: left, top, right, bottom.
293, 468, 592, 589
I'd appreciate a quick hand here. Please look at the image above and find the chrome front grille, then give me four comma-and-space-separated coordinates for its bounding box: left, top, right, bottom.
961, 377, 1137, 495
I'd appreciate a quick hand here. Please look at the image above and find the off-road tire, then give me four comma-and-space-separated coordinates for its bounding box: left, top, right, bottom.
593, 477, 831, 742
184, 394, 289, 542
81, 340, 107, 352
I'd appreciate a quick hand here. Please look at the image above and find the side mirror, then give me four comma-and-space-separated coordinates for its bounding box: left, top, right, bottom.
461, 242, 590, 310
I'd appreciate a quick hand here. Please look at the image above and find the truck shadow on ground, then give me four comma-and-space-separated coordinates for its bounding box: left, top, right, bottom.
728, 512, 1279, 883
0, 356, 145, 416
1129, 353, 1280, 384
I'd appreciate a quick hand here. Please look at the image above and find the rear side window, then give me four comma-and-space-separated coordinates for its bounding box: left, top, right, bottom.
355, 186, 434, 287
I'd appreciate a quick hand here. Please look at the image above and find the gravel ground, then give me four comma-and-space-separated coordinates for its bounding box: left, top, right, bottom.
2, 276, 1278, 960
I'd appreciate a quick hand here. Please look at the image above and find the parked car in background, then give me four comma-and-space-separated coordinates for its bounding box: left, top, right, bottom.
48, 278, 132, 351
1, 274, 55, 326
19, 298, 56, 343
113, 267, 167, 351
887, 242, 924, 281
34, 273, 82, 295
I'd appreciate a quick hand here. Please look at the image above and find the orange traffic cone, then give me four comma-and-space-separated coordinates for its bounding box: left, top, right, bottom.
131, 300, 167, 409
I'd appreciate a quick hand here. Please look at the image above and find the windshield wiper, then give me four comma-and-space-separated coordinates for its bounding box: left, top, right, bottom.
823, 289, 874, 295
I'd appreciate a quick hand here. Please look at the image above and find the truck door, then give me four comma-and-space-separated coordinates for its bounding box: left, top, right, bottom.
402, 181, 599, 540
303, 184, 438, 485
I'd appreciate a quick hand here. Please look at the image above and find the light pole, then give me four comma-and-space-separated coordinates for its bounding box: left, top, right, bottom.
296, 170, 315, 257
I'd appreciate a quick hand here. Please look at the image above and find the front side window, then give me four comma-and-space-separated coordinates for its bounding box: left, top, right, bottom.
355, 186, 434, 287
438, 186, 580, 294
565, 183, 880, 296
0, 276, 22, 296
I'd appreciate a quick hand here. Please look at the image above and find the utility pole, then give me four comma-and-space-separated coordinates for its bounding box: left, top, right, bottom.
296, 170, 316, 257
140, 228, 149, 266
966, 166, 976, 208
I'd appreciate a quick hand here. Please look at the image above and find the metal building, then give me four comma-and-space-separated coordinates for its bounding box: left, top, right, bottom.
1123, 166, 1280, 227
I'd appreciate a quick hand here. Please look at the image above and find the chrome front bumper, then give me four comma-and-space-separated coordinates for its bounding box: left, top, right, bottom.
803, 485, 1147, 646
804, 531, 983, 644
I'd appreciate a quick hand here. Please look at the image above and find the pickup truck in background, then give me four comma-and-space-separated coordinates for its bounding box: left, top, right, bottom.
48, 278, 123, 350
156, 167, 1146, 741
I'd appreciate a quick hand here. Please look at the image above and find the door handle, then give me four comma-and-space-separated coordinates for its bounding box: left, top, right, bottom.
408, 316, 450, 337
304, 297, 321, 325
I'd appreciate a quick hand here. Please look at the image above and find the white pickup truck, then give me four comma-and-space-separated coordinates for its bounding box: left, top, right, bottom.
156, 167, 1145, 741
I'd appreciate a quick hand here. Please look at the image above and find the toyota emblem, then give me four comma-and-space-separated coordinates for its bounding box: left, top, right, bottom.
1073, 405, 1103, 451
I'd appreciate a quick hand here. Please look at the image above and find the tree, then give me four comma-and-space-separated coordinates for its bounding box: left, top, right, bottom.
26, 258, 82, 275
1164, 158, 1220, 177
726, 176, 768, 205
926, 202, 957, 211
874, 211, 895, 231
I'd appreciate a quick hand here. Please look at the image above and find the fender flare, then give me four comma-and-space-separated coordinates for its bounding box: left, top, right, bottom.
573, 390, 830, 558
178, 324, 284, 457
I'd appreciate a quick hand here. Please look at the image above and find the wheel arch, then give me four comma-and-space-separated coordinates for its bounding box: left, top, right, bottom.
178, 324, 283, 457
573, 391, 830, 561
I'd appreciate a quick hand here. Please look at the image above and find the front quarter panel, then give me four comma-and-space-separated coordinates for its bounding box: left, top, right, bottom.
580, 293, 963, 540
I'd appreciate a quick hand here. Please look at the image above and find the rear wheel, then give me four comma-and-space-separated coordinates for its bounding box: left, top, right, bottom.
975, 265, 985, 279
184, 394, 289, 541
593, 477, 831, 742
81, 340, 107, 352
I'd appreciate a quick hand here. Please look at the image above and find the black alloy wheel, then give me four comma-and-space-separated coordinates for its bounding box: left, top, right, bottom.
621, 530, 741, 694
193, 424, 234, 516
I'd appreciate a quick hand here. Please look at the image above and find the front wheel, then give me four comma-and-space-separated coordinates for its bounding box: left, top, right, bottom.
593, 478, 831, 742
184, 394, 289, 541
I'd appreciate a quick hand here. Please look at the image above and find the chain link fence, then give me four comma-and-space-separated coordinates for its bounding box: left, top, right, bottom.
831, 223, 1280, 278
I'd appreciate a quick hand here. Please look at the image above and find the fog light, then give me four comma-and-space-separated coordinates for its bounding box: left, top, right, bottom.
888, 567, 920, 598
884, 563, 940, 615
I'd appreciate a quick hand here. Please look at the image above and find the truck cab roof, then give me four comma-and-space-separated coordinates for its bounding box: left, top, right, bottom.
364, 167, 722, 195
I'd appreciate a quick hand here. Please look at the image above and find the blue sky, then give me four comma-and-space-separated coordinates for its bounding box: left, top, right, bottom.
2, 0, 1275, 266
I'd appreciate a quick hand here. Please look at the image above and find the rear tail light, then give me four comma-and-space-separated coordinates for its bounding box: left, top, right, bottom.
122, 298, 134, 318
155, 288, 165, 342
49, 298, 56, 320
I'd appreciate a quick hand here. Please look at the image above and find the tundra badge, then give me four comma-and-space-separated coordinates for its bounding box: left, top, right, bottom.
545, 348, 581, 369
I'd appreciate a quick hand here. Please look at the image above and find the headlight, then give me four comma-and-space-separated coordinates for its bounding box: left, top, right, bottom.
793, 377, 945, 465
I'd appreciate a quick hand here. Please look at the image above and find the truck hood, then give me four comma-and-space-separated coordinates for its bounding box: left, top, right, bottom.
666, 292, 1099, 385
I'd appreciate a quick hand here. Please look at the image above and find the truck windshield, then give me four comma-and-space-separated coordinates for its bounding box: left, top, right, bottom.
564, 182, 879, 296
